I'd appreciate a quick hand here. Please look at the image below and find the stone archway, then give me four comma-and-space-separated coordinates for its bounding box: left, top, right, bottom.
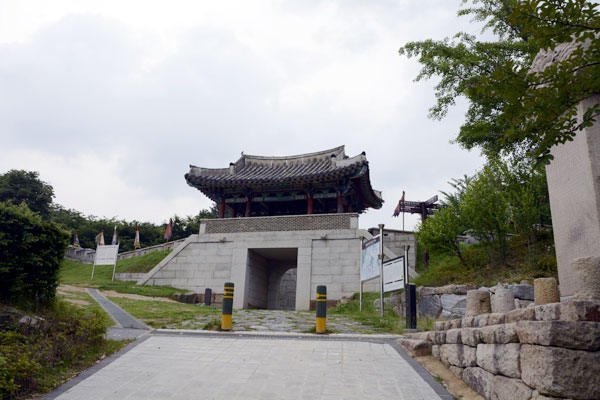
245, 248, 298, 310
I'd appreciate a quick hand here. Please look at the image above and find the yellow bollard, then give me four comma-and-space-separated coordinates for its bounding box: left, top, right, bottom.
316, 285, 327, 334
221, 282, 234, 331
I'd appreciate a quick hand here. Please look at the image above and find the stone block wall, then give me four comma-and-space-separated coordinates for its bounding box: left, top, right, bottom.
275, 268, 297, 310
64, 245, 96, 264
246, 250, 269, 309
366, 228, 418, 269
202, 213, 358, 234
138, 229, 367, 310
414, 284, 534, 319
411, 300, 600, 400
114, 272, 146, 282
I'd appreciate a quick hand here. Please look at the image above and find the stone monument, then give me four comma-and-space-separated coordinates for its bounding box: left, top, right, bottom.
532, 40, 600, 298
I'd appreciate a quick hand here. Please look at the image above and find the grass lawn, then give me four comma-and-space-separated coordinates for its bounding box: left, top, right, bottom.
329, 292, 438, 334
117, 249, 171, 273
60, 258, 185, 297
413, 231, 558, 287
107, 296, 220, 329
57, 289, 115, 327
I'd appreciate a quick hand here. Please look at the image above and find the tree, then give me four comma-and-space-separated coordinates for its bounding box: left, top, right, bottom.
0, 202, 69, 303
399, 0, 600, 164
417, 205, 468, 265
461, 160, 512, 263
0, 170, 54, 219
49, 204, 218, 251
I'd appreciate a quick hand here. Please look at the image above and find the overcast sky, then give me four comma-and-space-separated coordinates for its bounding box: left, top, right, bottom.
0, 0, 486, 230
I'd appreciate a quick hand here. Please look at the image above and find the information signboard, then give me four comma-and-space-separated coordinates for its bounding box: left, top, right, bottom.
383, 256, 405, 293
94, 245, 119, 265
361, 236, 381, 282
92, 244, 119, 281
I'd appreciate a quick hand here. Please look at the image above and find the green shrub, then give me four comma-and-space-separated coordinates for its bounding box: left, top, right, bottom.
0, 202, 69, 304
0, 301, 119, 399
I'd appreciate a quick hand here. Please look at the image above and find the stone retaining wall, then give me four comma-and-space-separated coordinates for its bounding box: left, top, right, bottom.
403, 300, 600, 399
386, 283, 535, 320
114, 273, 146, 282
65, 239, 185, 264
117, 239, 185, 260
64, 245, 96, 264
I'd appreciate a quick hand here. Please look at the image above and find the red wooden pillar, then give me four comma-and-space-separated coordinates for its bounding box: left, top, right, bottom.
218, 199, 225, 218
245, 197, 252, 217
307, 194, 314, 214
232, 208, 237, 218
337, 192, 344, 213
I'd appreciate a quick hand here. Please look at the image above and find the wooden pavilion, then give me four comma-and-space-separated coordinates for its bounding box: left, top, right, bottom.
185, 146, 384, 218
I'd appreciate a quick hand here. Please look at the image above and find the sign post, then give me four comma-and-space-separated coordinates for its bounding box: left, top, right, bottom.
91, 244, 119, 281
396, 195, 440, 267
378, 224, 384, 317
359, 236, 364, 312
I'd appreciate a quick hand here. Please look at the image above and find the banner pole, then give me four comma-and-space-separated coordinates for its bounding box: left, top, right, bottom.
111, 244, 119, 282
360, 281, 363, 312
359, 236, 364, 312
378, 223, 384, 318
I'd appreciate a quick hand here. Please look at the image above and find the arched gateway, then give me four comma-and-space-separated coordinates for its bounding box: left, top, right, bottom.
137, 146, 412, 310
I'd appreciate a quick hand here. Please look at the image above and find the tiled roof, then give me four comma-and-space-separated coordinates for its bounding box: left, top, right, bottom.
186, 146, 364, 186
185, 146, 384, 208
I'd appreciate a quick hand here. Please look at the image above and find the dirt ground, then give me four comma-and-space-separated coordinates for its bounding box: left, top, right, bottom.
58, 285, 176, 302
415, 355, 484, 400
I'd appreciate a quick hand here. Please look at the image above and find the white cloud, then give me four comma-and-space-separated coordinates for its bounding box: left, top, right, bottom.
0, 0, 486, 229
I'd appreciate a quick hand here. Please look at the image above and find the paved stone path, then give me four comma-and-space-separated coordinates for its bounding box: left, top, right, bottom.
87, 289, 150, 340
43, 333, 452, 400
181, 309, 382, 333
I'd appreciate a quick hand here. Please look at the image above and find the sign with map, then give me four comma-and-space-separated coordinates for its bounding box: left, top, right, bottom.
361, 236, 381, 282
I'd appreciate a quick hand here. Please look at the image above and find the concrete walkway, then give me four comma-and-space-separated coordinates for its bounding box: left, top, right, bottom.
72, 291, 452, 399
43, 332, 452, 400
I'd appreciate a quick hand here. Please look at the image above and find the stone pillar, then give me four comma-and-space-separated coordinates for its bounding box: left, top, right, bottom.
534, 278, 560, 305
532, 41, 600, 297
571, 256, 600, 300
545, 95, 600, 297
218, 199, 225, 219
492, 288, 515, 313
466, 290, 491, 317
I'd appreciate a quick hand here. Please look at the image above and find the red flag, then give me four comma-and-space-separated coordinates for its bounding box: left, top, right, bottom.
164, 218, 173, 241
393, 191, 405, 217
